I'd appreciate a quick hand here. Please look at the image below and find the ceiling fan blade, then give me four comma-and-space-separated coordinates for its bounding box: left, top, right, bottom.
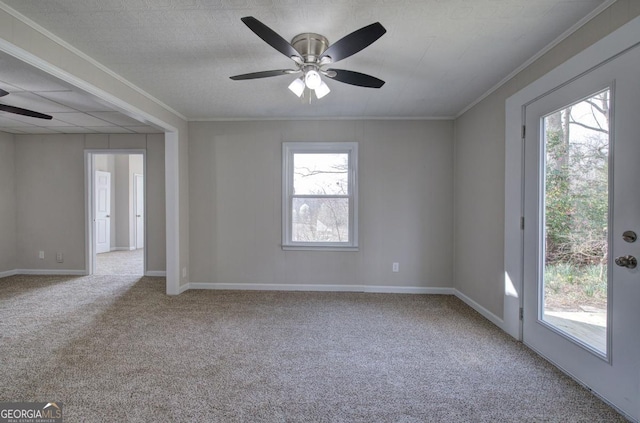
320, 22, 386, 63
241, 17, 302, 61
0, 103, 52, 120
0, 88, 8, 97
326, 69, 385, 88
230, 69, 298, 80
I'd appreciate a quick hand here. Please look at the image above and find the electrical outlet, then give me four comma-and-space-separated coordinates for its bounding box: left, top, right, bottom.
39, 251, 44, 259
392, 262, 399, 272
182, 267, 187, 278
56, 252, 64, 263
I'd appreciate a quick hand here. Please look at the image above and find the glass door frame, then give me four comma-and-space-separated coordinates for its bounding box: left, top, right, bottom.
503, 17, 640, 342
532, 86, 613, 361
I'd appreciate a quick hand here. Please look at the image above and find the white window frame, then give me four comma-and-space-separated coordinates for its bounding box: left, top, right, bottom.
282, 142, 359, 251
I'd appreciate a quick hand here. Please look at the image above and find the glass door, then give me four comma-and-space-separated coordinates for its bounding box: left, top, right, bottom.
523, 45, 640, 420
539, 89, 610, 356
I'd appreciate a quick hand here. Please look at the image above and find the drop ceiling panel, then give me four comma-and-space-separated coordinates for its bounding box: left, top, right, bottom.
53, 127, 99, 134
87, 111, 149, 126
85, 126, 135, 134
51, 112, 113, 127
0, 92, 76, 113
125, 126, 165, 134
0, 128, 27, 134
8, 126, 63, 134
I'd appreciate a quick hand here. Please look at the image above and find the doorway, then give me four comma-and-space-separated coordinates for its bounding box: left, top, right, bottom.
522, 45, 639, 419
87, 151, 146, 276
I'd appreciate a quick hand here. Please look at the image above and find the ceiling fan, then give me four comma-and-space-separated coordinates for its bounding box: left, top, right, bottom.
230, 17, 386, 99
0, 88, 52, 120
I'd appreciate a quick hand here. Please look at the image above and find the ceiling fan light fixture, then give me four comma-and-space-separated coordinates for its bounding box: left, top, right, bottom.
288, 77, 305, 97
304, 69, 322, 90
315, 81, 330, 99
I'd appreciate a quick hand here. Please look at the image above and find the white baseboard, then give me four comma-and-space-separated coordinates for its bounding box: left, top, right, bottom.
364, 286, 454, 295
145, 270, 166, 277
188, 283, 364, 292
454, 289, 505, 330
185, 282, 454, 295
14, 269, 87, 276
178, 282, 190, 294
0, 269, 18, 278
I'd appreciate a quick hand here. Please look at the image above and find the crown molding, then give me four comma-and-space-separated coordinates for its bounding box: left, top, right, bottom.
456, 0, 617, 119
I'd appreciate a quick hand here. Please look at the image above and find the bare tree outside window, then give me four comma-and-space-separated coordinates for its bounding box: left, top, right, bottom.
283, 143, 358, 249
292, 153, 349, 242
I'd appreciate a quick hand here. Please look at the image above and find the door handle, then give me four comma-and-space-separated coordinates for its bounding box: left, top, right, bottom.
105, 215, 110, 218
136, 215, 141, 217
614, 255, 637, 269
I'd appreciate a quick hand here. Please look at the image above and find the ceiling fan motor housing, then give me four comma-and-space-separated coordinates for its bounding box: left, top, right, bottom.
291, 33, 329, 64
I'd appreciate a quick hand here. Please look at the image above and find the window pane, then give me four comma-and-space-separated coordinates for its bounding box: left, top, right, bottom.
292, 197, 349, 242
542, 89, 609, 354
293, 153, 348, 195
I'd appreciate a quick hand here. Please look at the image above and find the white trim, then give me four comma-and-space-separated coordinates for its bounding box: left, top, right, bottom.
504, 16, 640, 341
14, 269, 86, 276
145, 271, 166, 277
282, 142, 359, 250
85, 149, 147, 276
84, 151, 92, 275
178, 283, 190, 294
0, 2, 187, 122
133, 172, 144, 251
184, 283, 453, 294
364, 286, 453, 295
165, 132, 180, 295
454, 289, 505, 330
457, 0, 617, 118
191, 116, 456, 122
0, 269, 18, 278
281, 246, 359, 252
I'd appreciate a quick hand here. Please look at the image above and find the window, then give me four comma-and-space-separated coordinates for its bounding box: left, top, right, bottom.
282, 142, 358, 250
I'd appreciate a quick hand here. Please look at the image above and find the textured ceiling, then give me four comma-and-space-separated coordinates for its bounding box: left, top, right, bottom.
0, 0, 608, 124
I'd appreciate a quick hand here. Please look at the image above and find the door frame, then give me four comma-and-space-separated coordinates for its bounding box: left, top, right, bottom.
504, 15, 640, 340
85, 149, 146, 275
504, 16, 640, 422
134, 173, 144, 250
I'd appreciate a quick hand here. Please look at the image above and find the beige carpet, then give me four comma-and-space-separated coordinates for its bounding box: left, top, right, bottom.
95, 249, 143, 275
0, 274, 627, 422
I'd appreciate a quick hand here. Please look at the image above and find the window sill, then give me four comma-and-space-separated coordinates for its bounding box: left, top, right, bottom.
282, 245, 359, 252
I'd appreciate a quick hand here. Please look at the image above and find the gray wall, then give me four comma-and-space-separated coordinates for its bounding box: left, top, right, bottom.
189, 120, 454, 288
453, 0, 640, 318
146, 134, 166, 272
11, 133, 166, 273
129, 154, 143, 249
115, 154, 130, 249
15, 135, 86, 270
0, 132, 16, 273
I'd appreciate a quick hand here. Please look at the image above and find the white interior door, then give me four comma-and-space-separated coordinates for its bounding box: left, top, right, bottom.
95, 170, 111, 254
523, 45, 640, 420
134, 173, 144, 249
